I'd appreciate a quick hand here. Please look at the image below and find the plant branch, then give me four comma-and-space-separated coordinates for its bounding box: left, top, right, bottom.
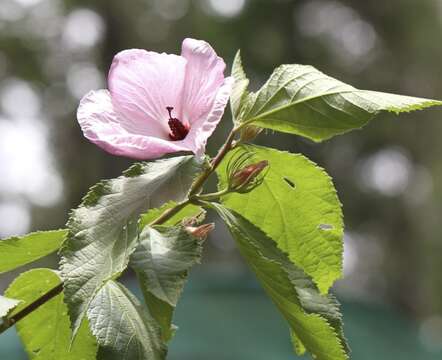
193, 189, 229, 202
0, 283, 63, 334
148, 199, 191, 226
188, 127, 238, 196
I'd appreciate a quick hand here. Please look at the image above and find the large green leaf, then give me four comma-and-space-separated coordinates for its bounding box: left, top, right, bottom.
130, 225, 203, 341
87, 280, 166, 360
5, 268, 97, 360
0, 295, 20, 318
212, 204, 349, 360
218, 145, 343, 293
0, 230, 66, 274
60, 156, 202, 335
238, 63, 442, 141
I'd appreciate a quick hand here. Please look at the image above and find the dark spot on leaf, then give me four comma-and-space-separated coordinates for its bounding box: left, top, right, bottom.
318, 224, 334, 231
283, 177, 296, 189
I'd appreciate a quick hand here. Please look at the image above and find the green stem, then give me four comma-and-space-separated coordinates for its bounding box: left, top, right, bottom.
148, 199, 191, 226
188, 127, 238, 196
192, 188, 229, 202
0, 283, 63, 335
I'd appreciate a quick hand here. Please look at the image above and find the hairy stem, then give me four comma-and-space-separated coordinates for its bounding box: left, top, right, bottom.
188, 127, 238, 196
193, 188, 229, 202
148, 199, 191, 226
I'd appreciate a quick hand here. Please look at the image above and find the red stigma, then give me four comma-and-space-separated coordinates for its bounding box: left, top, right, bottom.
166, 107, 189, 141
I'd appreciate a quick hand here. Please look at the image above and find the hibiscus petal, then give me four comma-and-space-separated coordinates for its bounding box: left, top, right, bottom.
180, 38, 227, 124
181, 76, 234, 156
108, 49, 187, 139
78, 90, 191, 159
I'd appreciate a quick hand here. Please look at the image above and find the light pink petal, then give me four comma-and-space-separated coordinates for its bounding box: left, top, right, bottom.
181, 76, 234, 156
78, 90, 192, 160
108, 49, 187, 139
180, 38, 226, 124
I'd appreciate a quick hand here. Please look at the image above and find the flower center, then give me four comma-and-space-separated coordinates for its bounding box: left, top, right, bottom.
166, 107, 189, 141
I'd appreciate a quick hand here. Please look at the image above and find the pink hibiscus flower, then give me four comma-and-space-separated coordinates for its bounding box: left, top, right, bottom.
77, 38, 233, 159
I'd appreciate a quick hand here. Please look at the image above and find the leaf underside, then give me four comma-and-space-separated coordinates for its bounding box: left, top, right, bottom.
60, 156, 202, 335
0, 295, 21, 319
130, 225, 203, 341
87, 280, 166, 360
230, 50, 250, 122
213, 204, 349, 360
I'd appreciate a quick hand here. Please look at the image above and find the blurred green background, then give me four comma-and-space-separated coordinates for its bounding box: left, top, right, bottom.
1, 0, 442, 358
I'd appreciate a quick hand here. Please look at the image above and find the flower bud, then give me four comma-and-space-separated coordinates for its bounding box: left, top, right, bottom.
230, 160, 269, 193
185, 223, 215, 240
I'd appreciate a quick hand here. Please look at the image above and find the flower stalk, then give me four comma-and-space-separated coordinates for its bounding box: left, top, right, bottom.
188, 126, 239, 196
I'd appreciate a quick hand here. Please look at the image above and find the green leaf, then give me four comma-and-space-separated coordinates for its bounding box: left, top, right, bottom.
239, 64, 442, 141
132, 226, 202, 306
217, 145, 343, 293
87, 280, 166, 360
138, 201, 205, 341
0, 295, 20, 318
130, 225, 203, 341
5, 268, 97, 360
0, 230, 66, 274
230, 50, 250, 121
212, 204, 349, 360
60, 156, 202, 335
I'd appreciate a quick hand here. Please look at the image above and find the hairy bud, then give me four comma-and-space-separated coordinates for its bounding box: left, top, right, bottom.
230, 160, 269, 193
185, 223, 215, 240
